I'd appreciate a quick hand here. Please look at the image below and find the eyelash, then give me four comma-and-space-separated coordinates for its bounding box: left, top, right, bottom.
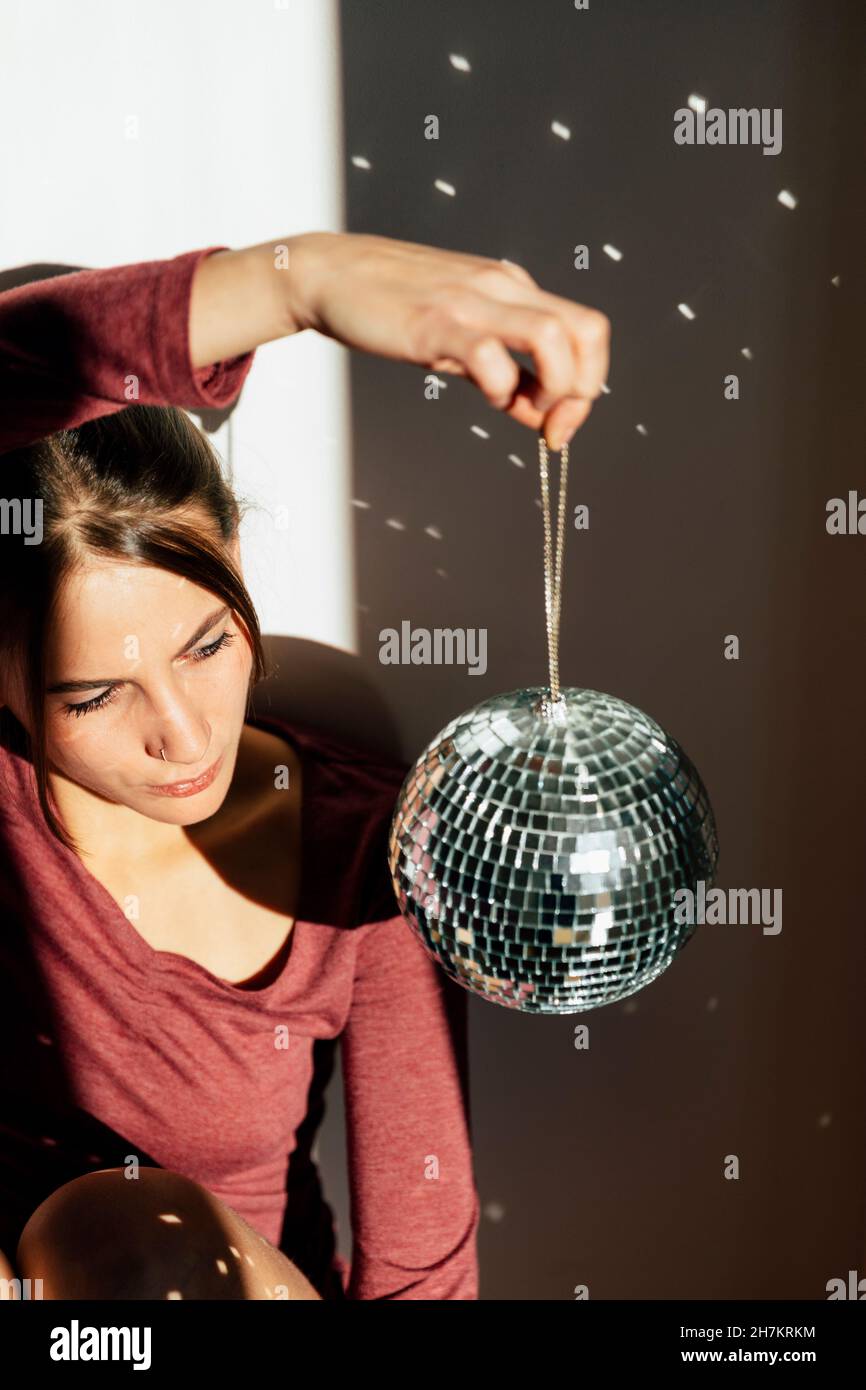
62, 630, 236, 719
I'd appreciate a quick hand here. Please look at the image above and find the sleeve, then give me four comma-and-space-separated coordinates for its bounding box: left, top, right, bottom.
0, 246, 256, 453
339, 909, 481, 1300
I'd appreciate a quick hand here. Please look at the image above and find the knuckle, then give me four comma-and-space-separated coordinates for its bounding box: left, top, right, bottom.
502, 260, 536, 285
465, 334, 504, 368
582, 308, 611, 346
474, 260, 535, 291
534, 312, 568, 348
470, 264, 513, 292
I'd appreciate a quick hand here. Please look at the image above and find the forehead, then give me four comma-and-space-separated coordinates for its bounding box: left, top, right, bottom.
50, 559, 215, 649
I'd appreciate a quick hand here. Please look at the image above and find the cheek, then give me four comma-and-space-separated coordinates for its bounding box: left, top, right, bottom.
190, 639, 253, 708
49, 719, 131, 788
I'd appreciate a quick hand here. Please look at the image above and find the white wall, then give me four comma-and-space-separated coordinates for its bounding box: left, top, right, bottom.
0, 0, 356, 651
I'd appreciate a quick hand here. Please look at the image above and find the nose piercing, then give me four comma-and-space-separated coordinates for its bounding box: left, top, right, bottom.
159, 748, 167, 761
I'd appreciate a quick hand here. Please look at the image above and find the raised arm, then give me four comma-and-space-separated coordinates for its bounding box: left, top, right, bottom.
1, 230, 609, 456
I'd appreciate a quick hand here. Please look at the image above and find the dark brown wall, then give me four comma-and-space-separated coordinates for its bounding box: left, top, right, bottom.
305, 0, 865, 1298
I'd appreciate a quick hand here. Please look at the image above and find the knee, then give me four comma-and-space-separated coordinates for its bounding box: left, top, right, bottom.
16, 1166, 305, 1300
17, 1167, 223, 1299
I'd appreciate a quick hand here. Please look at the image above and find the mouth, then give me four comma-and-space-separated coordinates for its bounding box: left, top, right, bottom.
146, 752, 224, 798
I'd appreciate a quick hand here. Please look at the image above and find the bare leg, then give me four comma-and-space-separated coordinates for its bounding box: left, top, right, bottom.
16, 1167, 322, 1300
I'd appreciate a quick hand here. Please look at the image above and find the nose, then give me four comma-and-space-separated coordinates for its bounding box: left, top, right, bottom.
145, 698, 211, 768
148, 726, 211, 767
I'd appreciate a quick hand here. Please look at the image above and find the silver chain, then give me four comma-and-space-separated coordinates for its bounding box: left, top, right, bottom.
538, 434, 569, 705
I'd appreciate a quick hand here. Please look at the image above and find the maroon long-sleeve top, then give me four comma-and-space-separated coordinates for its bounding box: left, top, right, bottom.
0, 247, 254, 451
0, 247, 480, 1298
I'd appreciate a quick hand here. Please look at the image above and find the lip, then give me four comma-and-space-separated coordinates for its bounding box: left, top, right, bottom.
146, 752, 224, 798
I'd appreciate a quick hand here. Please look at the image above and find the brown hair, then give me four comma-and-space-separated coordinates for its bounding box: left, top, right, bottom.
0, 404, 269, 852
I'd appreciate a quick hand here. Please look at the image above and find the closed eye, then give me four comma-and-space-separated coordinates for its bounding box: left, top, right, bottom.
63, 685, 121, 719
61, 630, 237, 718
186, 630, 235, 664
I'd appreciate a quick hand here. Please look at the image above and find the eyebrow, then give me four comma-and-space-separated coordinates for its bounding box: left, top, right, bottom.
46, 605, 231, 694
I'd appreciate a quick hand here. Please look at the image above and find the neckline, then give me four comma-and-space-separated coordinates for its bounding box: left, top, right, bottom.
60, 712, 310, 1000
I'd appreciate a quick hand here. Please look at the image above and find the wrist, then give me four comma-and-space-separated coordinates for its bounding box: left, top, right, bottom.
276, 230, 342, 336
189, 238, 311, 367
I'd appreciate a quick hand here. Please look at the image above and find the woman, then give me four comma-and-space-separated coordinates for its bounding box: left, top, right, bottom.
0, 230, 609, 1300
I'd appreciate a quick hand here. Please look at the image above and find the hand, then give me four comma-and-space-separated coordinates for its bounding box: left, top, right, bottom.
284, 231, 610, 450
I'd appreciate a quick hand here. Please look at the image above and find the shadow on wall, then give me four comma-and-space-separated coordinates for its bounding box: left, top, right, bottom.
251, 634, 406, 765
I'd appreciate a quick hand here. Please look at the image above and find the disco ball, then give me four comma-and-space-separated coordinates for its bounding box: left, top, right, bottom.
387, 685, 719, 1014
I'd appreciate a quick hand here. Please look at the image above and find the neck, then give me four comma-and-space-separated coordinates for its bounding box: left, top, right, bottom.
49, 771, 202, 866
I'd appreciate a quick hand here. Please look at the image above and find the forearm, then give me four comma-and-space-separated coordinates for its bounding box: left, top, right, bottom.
188, 231, 333, 368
